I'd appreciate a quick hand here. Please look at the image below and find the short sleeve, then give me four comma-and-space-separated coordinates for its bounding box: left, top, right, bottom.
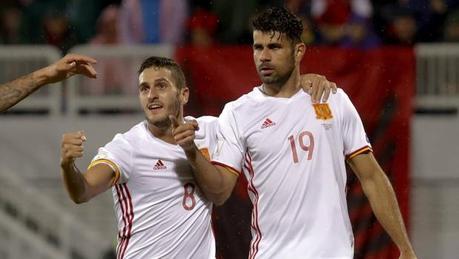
88, 133, 133, 185
211, 104, 245, 176
193, 116, 219, 160
340, 91, 372, 159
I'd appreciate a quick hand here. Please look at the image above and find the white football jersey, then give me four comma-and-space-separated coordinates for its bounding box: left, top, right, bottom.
89, 116, 218, 259
212, 88, 371, 259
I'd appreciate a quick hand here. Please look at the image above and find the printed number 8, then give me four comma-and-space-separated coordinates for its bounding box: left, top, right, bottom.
182, 183, 196, 210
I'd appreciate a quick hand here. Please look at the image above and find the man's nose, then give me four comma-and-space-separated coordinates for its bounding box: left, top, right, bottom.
260, 48, 271, 61
147, 88, 158, 99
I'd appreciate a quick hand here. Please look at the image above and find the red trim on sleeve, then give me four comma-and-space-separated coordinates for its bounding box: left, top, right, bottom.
211, 161, 241, 176
346, 145, 373, 160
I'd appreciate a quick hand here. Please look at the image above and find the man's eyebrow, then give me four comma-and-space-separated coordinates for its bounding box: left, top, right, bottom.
154, 78, 171, 84
267, 43, 282, 47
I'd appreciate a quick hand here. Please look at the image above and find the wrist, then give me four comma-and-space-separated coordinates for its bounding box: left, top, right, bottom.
60, 159, 75, 170
33, 66, 54, 86
184, 145, 199, 160
399, 246, 415, 256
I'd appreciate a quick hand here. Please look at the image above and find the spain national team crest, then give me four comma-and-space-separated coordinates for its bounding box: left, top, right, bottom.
313, 103, 333, 120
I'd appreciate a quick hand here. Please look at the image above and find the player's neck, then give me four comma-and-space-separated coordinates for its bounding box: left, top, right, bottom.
147, 116, 184, 144
262, 70, 300, 98
148, 123, 175, 144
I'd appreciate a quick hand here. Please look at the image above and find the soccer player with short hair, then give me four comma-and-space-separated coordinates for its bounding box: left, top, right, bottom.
61, 57, 217, 258
60, 56, 336, 258
174, 7, 417, 259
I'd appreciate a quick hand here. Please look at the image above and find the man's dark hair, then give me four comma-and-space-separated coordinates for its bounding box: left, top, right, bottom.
252, 7, 303, 43
138, 56, 186, 90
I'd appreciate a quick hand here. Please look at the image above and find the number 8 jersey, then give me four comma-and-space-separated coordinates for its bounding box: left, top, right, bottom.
212, 88, 372, 259
89, 116, 218, 259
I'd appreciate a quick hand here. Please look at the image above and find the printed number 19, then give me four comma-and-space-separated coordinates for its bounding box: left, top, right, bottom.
288, 131, 314, 163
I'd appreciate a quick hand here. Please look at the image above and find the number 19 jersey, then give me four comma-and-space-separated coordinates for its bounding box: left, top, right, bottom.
212, 88, 371, 259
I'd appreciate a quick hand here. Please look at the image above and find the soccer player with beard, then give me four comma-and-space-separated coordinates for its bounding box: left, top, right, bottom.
173, 7, 417, 259
60, 56, 336, 258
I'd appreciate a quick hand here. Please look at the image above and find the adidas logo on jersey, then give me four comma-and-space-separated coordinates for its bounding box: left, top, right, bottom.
153, 160, 167, 170
261, 118, 276, 129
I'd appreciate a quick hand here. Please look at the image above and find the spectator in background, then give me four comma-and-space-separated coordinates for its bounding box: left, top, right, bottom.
21, 0, 67, 45
444, 8, 459, 41
90, 5, 121, 44
187, 1, 219, 47
405, 0, 449, 42
42, 10, 78, 53
285, 0, 318, 45
67, 0, 122, 44
380, 5, 418, 45
87, 5, 135, 96
0, 7, 25, 44
300, 15, 318, 45
118, 0, 188, 44
289, 0, 379, 49
213, 0, 283, 44
340, 14, 380, 49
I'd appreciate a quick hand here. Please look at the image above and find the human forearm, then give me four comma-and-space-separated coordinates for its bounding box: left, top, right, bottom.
0, 68, 51, 112
60, 160, 90, 204
361, 171, 415, 255
185, 146, 235, 205
0, 54, 97, 112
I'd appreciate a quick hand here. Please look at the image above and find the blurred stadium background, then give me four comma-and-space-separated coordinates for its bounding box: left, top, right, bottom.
0, 0, 458, 258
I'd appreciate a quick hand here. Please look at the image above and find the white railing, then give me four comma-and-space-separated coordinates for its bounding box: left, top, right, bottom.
0, 46, 62, 115
2, 44, 456, 113
66, 44, 174, 116
416, 44, 459, 108
0, 170, 112, 259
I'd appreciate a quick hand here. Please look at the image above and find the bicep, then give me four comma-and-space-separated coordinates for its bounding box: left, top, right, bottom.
83, 163, 117, 198
347, 152, 383, 183
216, 165, 239, 192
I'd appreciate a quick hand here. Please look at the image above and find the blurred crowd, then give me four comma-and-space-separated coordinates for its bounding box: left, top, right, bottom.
1, 0, 459, 53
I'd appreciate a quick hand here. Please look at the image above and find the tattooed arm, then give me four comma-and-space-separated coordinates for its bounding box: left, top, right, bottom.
0, 70, 49, 112
0, 54, 97, 112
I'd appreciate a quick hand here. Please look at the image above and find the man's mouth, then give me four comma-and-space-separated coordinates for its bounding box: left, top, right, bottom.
147, 103, 163, 111
260, 67, 274, 76
259, 64, 274, 76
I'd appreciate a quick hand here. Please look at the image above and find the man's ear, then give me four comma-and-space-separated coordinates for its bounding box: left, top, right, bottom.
295, 42, 306, 62
181, 86, 190, 105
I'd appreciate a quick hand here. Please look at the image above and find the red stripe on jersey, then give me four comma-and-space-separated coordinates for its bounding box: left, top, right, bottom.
116, 238, 126, 259
115, 185, 128, 238
245, 152, 262, 259
118, 183, 134, 259
115, 185, 127, 259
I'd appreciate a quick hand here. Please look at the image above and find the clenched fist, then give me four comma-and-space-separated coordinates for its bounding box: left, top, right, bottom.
61, 131, 87, 167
